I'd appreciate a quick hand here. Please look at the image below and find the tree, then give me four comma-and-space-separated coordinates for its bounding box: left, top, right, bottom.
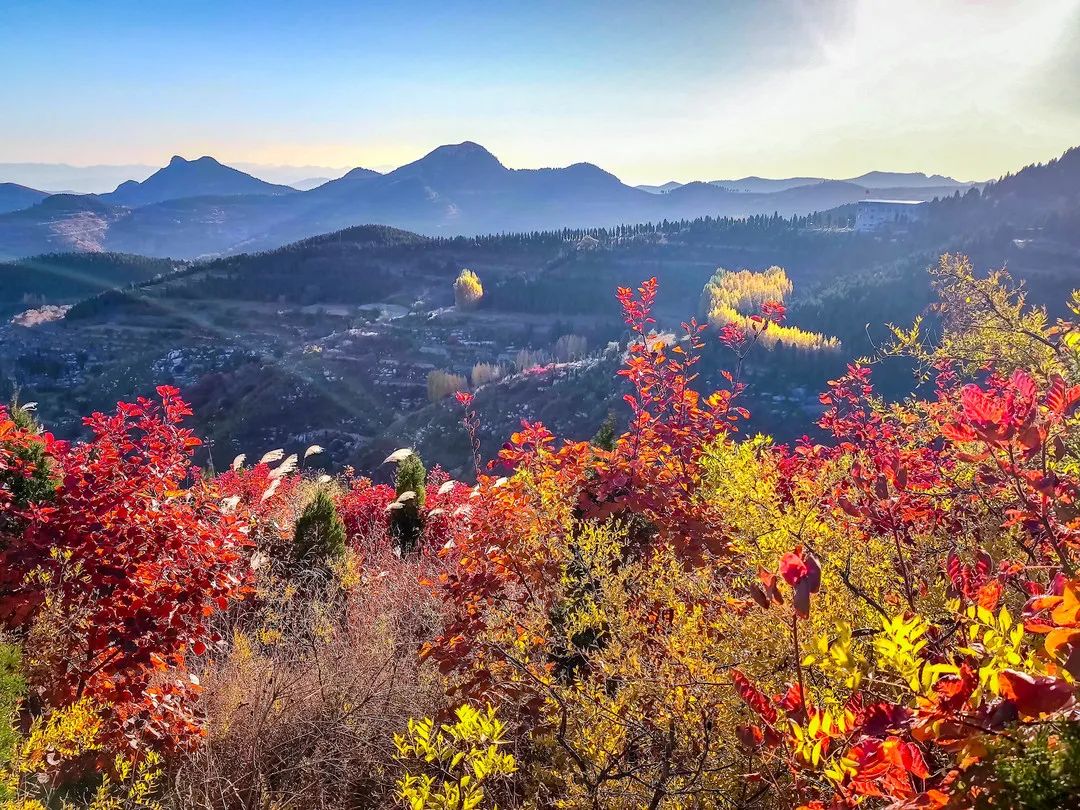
470, 362, 503, 388
454, 269, 483, 310
0, 402, 56, 525
427, 370, 467, 403
392, 453, 426, 556
590, 412, 617, 451
293, 486, 347, 563
554, 333, 587, 362
513, 348, 545, 372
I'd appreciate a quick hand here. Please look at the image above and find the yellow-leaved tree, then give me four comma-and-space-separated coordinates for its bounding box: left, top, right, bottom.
454, 269, 484, 310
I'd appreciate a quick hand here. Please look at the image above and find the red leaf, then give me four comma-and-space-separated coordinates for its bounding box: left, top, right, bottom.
998, 670, 1075, 718
731, 669, 778, 724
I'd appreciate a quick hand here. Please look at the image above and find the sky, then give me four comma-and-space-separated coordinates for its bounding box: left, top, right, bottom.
2, 0, 1078, 185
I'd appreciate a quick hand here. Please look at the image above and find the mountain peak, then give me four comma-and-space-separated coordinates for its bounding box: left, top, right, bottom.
390, 141, 507, 187
104, 156, 295, 207
421, 141, 504, 166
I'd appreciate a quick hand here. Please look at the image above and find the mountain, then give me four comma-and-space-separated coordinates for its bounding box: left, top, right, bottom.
0, 183, 49, 214
102, 156, 298, 207
0, 143, 1021, 261
636, 181, 685, 194
846, 170, 970, 188
0, 251, 176, 317
710, 176, 824, 193
8, 145, 1080, 469
0, 194, 126, 259
231, 162, 353, 186
642, 172, 972, 195
290, 177, 332, 191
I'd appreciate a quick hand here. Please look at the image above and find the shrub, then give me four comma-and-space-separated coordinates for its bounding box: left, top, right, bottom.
293, 486, 347, 563
969, 721, 1080, 809
394, 704, 516, 810
427, 370, 468, 403
0, 387, 250, 754
173, 548, 445, 810
392, 454, 427, 556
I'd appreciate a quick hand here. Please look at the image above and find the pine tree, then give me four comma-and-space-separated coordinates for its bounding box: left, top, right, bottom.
393, 453, 427, 556
293, 487, 346, 563
0, 403, 56, 533
591, 413, 617, 451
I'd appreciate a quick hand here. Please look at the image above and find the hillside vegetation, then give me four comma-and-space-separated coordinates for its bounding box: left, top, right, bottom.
4, 257, 1080, 808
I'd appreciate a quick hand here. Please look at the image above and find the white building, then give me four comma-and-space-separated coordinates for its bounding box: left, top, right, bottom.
855, 199, 926, 232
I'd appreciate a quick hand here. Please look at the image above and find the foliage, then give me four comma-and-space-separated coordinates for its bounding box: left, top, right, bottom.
417, 263, 1080, 808
454, 269, 484, 311
0, 387, 250, 756
966, 720, 1080, 809
0, 404, 56, 519
428, 370, 469, 403
11, 254, 1080, 808
394, 704, 516, 810
0, 644, 25, 802
886, 252, 1066, 380
393, 453, 427, 556
703, 265, 841, 353
553, 334, 587, 362
293, 486, 347, 563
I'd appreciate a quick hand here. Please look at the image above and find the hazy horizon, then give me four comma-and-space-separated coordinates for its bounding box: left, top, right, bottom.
0, 139, 1067, 196
3, 0, 1077, 186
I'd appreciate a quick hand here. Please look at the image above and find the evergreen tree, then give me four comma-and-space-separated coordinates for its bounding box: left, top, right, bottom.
393, 453, 427, 556
591, 413, 617, 451
293, 487, 346, 563
0, 403, 56, 533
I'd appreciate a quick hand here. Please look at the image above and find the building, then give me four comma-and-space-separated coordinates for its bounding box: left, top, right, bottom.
855, 199, 926, 232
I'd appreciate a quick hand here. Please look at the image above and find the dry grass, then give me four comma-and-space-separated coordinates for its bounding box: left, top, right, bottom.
172, 550, 447, 809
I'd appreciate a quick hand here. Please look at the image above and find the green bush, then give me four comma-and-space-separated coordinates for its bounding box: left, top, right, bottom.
1, 403, 56, 514
0, 643, 26, 801
972, 722, 1080, 809
393, 454, 426, 556
292, 487, 347, 563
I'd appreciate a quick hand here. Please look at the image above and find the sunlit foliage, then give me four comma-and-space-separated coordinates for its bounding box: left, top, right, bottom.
5, 255, 1080, 809
703, 265, 841, 352
428, 370, 468, 403
454, 269, 484, 310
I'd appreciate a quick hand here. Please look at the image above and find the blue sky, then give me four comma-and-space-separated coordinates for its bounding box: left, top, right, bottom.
2, 0, 1078, 183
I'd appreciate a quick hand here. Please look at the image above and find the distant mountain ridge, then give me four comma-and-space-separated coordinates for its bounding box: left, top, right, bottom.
0, 142, 1018, 261
102, 156, 298, 207
638, 170, 974, 195
0, 183, 49, 214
